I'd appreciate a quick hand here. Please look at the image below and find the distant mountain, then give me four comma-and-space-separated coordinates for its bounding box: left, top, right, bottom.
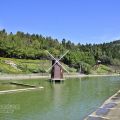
112, 40, 120, 44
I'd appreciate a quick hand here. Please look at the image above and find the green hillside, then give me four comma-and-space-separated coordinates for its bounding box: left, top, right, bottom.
0, 29, 120, 74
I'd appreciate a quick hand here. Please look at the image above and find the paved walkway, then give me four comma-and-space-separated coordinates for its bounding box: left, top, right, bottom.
0, 74, 119, 80
84, 90, 120, 120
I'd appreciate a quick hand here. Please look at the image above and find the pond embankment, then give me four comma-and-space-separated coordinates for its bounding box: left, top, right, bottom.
84, 90, 120, 120
0, 73, 119, 80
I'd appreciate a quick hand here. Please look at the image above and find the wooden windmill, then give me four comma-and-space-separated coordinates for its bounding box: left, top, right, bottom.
46, 50, 69, 81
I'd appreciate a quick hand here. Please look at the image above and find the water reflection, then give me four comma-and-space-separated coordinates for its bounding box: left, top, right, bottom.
0, 76, 120, 120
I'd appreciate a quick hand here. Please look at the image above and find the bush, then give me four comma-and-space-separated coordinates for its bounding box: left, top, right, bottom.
79, 62, 91, 74
111, 59, 120, 66
99, 55, 112, 65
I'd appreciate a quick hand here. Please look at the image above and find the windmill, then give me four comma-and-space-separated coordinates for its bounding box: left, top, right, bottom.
46, 50, 69, 81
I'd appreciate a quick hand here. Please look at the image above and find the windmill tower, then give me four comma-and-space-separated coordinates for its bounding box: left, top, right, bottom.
46, 50, 69, 81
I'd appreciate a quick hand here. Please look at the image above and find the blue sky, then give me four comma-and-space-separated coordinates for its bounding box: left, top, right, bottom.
0, 0, 120, 44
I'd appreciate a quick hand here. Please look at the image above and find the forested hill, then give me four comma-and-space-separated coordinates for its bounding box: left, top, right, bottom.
0, 29, 120, 73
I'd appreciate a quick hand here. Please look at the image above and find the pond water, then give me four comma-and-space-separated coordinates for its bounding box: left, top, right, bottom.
0, 76, 120, 120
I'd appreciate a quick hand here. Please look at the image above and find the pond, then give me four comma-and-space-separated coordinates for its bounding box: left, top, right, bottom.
0, 76, 120, 120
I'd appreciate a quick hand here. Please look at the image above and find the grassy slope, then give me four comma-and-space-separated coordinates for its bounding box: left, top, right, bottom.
0, 57, 119, 74
0, 57, 76, 74
91, 64, 117, 74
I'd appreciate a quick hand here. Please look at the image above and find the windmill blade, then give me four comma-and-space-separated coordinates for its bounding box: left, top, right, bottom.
57, 62, 69, 73
47, 59, 69, 73
46, 50, 58, 72
46, 60, 57, 72
56, 50, 69, 73
46, 50, 69, 73
48, 50, 69, 73
59, 50, 69, 61
46, 50, 56, 60
46, 50, 69, 61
